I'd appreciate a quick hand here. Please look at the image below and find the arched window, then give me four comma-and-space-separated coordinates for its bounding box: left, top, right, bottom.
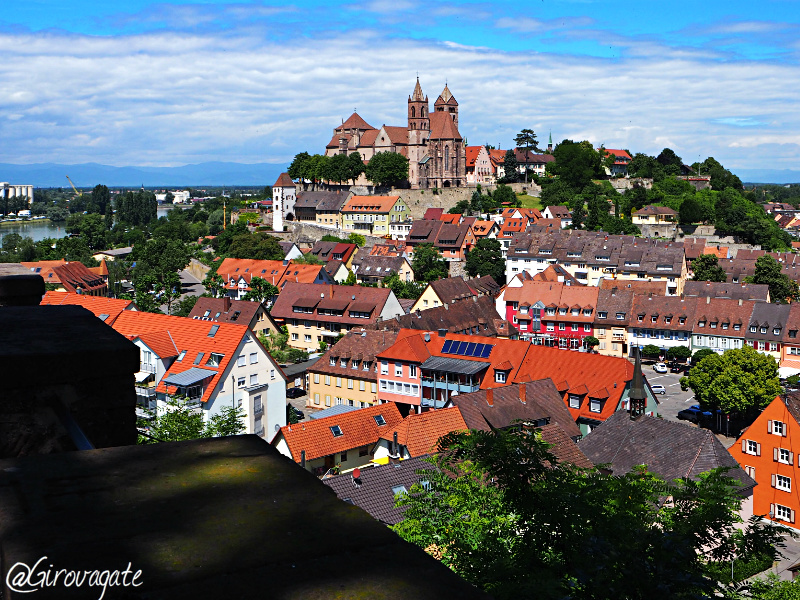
421, 106, 426, 117
411, 106, 416, 118
445, 146, 449, 171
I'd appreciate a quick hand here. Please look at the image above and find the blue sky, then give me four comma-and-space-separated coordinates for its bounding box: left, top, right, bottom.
1, 0, 799, 176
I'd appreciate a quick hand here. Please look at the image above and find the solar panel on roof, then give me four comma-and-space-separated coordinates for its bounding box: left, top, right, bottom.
465, 342, 477, 356
441, 340, 453, 354
473, 343, 485, 357
451, 341, 463, 355
480, 345, 493, 358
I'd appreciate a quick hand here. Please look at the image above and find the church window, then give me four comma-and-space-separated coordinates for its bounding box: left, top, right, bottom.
411, 107, 416, 118
445, 146, 449, 171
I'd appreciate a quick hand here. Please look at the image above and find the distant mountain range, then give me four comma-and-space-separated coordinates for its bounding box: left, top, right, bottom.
736, 169, 800, 185
0, 162, 284, 188
1, 161, 797, 189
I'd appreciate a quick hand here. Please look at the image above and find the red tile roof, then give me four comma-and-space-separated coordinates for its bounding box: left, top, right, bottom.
39, 291, 136, 324
273, 172, 295, 188
428, 111, 461, 140
337, 112, 375, 132
276, 403, 403, 462
465, 146, 482, 167
513, 345, 634, 423
341, 195, 400, 213
380, 407, 467, 457
423, 208, 444, 220
216, 258, 329, 290
112, 311, 272, 405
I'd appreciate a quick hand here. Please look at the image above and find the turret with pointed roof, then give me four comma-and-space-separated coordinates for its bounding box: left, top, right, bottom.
628, 347, 647, 420
408, 77, 429, 144
434, 83, 459, 128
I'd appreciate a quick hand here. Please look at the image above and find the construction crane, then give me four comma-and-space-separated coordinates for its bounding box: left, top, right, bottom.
66, 175, 83, 199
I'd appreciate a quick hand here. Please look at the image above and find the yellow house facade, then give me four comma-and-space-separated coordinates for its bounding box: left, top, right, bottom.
341, 195, 410, 236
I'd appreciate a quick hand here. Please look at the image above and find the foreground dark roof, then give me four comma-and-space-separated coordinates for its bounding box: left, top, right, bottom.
579, 411, 756, 491
323, 456, 434, 525
0, 436, 488, 599
683, 281, 770, 302
188, 297, 262, 325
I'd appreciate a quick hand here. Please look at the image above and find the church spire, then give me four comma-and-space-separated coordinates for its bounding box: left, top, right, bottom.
628, 347, 647, 420
439, 83, 453, 103
411, 77, 424, 102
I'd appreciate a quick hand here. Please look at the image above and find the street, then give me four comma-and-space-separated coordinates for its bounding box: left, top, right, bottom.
644, 368, 694, 423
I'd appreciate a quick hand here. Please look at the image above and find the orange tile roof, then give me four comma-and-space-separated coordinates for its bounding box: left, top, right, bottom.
276, 403, 403, 462
471, 220, 497, 237
703, 246, 729, 259
341, 195, 401, 214
465, 146, 482, 167
40, 291, 136, 324
21, 260, 67, 282
513, 345, 634, 423
273, 172, 295, 188
380, 407, 467, 457
112, 311, 270, 405
439, 213, 461, 224
337, 112, 375, 132
217, 258, 329, 290
137, 330, 179, 359
89, 259, 109, 277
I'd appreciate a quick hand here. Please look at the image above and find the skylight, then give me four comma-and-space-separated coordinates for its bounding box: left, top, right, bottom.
208, 325, 219, 337
330, 425, 343, 437
374, 415, 386, 426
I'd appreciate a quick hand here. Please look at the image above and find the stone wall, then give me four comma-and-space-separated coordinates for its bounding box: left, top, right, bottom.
284, 221, 385, 248
609, 178, 653, 192
0, 304, 139, 456
186, 258, 211, 282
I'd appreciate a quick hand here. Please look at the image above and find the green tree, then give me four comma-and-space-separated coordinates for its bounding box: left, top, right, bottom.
139, 397, 245, 444
227, 232, 284, 260
584, 335, 599, 350
292, 253, 323, 265
514, 129, 539, 183
203, 273, 225, 298
682, 345, 782, 417
493, 183, 518, 208
749, 573, 800, 599
692, 254, 728, 282
747, 254, 800, 303
342, 271, 357, 286
89, 184, 111, 215
242, 276, 279, 304
393, 427, 784, 600
365, 151, 409, 188
411, 243, 449, 283
679, 196, 704, 224
173, 295, 198, 317
666, 345, 692, 361
346, 152, 365, 185
691, 348, 716, 365
287, 152, 310, 182
656, 148, 683, 169
641, 344, 662, 359
347, 232, 366, 247
465, 238, 504, 284
383, 272, 425, 299
502, 149, 519, 183
549, 140, 603, 191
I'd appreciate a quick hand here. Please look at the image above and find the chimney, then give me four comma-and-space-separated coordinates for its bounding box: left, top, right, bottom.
473, 295, 477, 303
222, 295, 231, 312
301, 450, 306, 469
437, 328, 447, 337
424, 332, 431, 342
519, 383, 526, 404
392, 432, 399, 458
739, 298, 743, 305
706, 296, 710, 304
487, 388, 493, 406
444, 303, 448, 310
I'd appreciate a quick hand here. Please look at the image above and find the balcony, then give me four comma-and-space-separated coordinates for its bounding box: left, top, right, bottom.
140, 362, 156, 373
254, 404, 264, 416
421, 377, 479, 395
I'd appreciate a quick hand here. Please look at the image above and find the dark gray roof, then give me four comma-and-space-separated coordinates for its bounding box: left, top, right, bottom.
281, 357, 320, 378
450, 379, 580, 439
421, 356, 489, 375
322, 456, 434, 525
295, 191, 349, 212
162, 367, 216, 386
683, 281, 770, 302
579, 411, 756, 492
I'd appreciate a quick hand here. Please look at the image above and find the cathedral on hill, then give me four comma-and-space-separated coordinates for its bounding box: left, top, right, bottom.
324, 79, 466, 190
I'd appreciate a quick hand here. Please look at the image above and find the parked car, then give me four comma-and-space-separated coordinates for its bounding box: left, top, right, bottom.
677, 404, 712, 423
288, 405, 305, 421
669, 363, 685, 373
652, 363, 668, 373
650, 384, 667, 395
286, 387, 306, 399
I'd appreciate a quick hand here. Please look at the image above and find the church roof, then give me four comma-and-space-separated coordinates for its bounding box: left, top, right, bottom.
429, 111, 462, 140
360, 130, 379, 146
338, 112, 375, 132
436, 84, 457, 105
380, 126, 409, 146
410, 77, 425, 102
326, 132, 351, 149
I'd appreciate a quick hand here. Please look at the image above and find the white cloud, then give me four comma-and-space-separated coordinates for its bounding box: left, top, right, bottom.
0, 27, 798, 173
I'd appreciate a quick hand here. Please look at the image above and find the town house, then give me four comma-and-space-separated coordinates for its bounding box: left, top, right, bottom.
628, 294, 696, 357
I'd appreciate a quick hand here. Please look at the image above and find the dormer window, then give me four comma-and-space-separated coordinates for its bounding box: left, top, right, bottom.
664, 317, 672, 324
651, 316, 657, 324
598, 311, 608, 319
698, 321, 706, 328
572, 308, 580, 316
734, 324, 741, 331
546, 308, 556, 315
679, 318, 686, 325
722, 323, 728, 330
710, 322, 717, 329
761, 327, 767, 334
559, 308, 567, 315
616, 313, 625, 320
330, 357, 336, 366
495, 370, 508, 383
638, 315, 644, 322
750, 325, 757, 333
774, 328, 781, 336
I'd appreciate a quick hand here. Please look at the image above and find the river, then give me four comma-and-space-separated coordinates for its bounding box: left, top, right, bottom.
0, 206, 178, 247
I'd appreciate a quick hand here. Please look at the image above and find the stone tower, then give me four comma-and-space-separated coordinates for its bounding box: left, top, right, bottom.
434, 83, 459, 129
408, 77, 429, 145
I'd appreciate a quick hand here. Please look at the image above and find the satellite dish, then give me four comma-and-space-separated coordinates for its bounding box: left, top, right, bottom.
274, 424, 280, 432
353, 468, 361, 479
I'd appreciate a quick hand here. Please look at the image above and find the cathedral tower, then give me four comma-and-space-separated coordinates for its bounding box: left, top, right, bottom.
408, 77, 429, 146
434, 83, 459, 129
